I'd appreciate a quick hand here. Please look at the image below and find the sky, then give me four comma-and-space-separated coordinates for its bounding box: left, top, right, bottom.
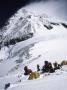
0, 0, 67, 28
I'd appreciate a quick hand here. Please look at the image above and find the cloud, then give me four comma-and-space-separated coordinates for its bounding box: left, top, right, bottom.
24, 0, 67, 21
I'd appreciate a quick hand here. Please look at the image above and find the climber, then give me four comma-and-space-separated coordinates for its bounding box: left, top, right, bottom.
24, 66, 32, 75
37, 64, 40, 71
48, 62, 55, 73
42, 61, 49, 73
53, 61, 61, 70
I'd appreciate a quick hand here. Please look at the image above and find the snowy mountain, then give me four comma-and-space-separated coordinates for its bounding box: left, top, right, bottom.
0, 9, 67, 90
1, 9, 67, 47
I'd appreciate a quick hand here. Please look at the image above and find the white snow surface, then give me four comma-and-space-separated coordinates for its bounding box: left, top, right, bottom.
0, 9, 67, 90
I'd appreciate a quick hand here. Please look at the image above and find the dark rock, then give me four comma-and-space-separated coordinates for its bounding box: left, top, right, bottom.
50, 22, 59, 25
44, 25, 53, 30
61, 23, 67, 28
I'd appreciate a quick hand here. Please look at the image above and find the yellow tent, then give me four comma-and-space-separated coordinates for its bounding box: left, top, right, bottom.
28, 71, 40, 80
61, 60, 67, 65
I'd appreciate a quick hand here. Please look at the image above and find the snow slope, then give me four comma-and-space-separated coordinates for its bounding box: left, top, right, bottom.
0, 9, 67, 90
8, 69, 67, 90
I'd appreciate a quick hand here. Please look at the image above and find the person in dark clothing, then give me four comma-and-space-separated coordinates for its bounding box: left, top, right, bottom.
37, 64, 40, 71
42, 61, 55, 73
53, 62, 61, 70
58, 64, 62, 69
4, 83, 10, 89
48, 62, 52, 69
42, 61, 49, 73
24, 66, 32, 75
48, 62, 55, 73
